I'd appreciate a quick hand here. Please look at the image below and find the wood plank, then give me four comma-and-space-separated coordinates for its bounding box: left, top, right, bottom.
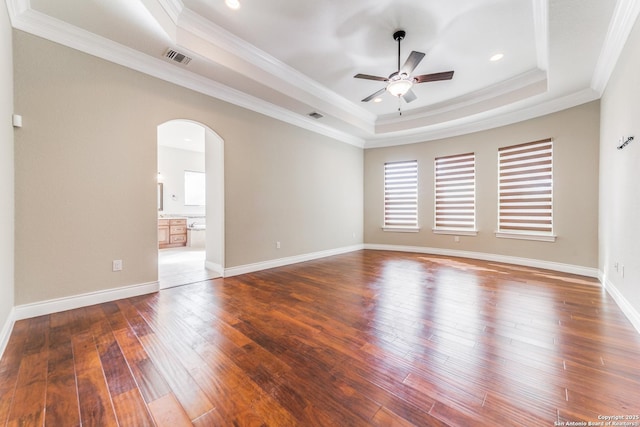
44, 371, 81, 427
71, 332, 119, 427
21, 315, 50, 356
0, 320, 31, 425
75, 366, 118, 427
95, 332, 138, 397
138, 331, 214, 420
192, 408, 228, 427
100, 301, 130, 332
111, 388, 155, 427
148, 393, 192, 427
45, 340, 81, 426
6, 351, 48, 427
372, 406, 430, 427
112, 327, 171, 403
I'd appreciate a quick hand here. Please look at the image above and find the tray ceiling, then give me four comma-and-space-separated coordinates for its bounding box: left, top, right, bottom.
7, 0, 640, 147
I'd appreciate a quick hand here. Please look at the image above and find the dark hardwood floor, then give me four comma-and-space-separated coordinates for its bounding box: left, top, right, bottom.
1, 250, 640, 426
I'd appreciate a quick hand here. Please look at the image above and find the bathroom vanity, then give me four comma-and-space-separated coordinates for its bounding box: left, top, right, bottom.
158, 218, 187, 249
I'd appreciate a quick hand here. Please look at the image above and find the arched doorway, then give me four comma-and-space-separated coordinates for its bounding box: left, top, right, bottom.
157, 120, 224, 288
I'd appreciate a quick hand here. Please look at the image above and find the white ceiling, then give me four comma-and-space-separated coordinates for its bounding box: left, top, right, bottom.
7, 0, 640, 147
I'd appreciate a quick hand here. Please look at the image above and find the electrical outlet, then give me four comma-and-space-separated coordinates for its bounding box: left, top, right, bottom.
454, 236, 460, 243
276, 241, 281, 249
112, 259, 123, 272
614, 262, 619, 272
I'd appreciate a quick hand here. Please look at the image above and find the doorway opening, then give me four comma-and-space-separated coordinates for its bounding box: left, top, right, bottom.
157, 120, 224, 289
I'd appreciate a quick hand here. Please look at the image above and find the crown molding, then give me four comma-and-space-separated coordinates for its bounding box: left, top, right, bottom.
5, 0, 28, 23
154, 0, 183, 23
138, 0, 183, 41
591, 0, 640, 95
175, 7, 376, 131
364, 88, 599, 148
9, 7, 365, 147
376, 68, 547, 129
532, 0, 549, 71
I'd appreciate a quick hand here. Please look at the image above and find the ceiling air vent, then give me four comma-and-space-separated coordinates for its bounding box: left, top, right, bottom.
163, 48, 192, 65
308, 112, 324, 119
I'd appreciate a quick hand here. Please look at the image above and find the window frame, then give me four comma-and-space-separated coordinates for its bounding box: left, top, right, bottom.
433, 152, 477, 236
496, 138, 556, 242
383, 160, 419, 232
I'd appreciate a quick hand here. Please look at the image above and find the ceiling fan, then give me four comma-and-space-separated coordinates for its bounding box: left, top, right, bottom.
354, 30, 454, 104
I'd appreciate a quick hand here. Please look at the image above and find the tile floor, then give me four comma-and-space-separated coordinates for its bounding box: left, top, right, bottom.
158, 247, 218, 289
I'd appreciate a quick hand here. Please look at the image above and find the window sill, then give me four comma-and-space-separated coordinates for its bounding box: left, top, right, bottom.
495, 231, 557, 242
432, 228, 478, 236
382, 227, 421, 233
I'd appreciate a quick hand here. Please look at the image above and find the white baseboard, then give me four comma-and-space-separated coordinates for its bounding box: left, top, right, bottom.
600, 272, 640, 335
204, 261, 224, 278
5, 243, 361, 327
364, 244, 600, 278
13, 281, 159, 321
0, 307, 16, 361
224, 244, 364, 277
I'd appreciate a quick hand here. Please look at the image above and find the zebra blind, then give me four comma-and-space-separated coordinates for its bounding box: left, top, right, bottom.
434, 152, 476, 231
384, 160, 418, 229
498, 139, 553, 234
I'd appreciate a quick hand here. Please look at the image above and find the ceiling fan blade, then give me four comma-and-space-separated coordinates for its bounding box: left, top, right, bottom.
361, 87, 387, 102
414, 70, 455, 83
402, 88, 417, 103
354, 73, 388, 82
400, 51, 426, 75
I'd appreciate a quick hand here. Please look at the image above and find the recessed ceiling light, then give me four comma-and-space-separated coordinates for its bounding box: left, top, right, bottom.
490, 53, 504, 62
373, 97, 383, 103
225, 0, 240, 10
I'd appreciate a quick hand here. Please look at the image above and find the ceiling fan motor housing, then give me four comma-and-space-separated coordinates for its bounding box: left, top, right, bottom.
393, 30, 406, 42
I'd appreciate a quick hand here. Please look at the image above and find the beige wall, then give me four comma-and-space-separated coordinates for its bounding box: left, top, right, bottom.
364, 101, 600, 268
599, 17, 640, 315
13, 31, 363, 305
0, 4, 14, 334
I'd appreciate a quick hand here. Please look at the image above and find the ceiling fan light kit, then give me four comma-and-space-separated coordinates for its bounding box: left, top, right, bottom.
387, 78, 413, 97
225, 0, 241, 10
354, 29, 454, 107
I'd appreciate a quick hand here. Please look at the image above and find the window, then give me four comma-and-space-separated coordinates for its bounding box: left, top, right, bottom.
497, 138, 554, 241
184, 170, 206, 206
383, 160, 418, 231
434, 152, 476, 234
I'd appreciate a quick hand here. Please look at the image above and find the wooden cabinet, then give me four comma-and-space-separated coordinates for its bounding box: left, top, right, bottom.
158, 218, 187, 249
158, 219, 170, 247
